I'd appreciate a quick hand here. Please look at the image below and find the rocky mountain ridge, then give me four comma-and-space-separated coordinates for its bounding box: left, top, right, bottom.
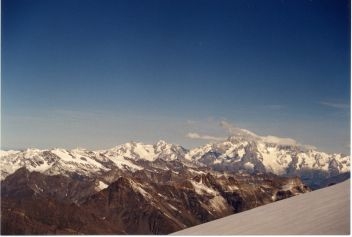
1, 166, 309, 234
1, 137, 349, 187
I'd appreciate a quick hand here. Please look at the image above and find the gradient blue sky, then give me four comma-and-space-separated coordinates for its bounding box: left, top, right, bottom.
2, 0, 350, 153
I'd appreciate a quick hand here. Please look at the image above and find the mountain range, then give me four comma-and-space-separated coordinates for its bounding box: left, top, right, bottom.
1, 135, 349, 187
0, 132, 350, 234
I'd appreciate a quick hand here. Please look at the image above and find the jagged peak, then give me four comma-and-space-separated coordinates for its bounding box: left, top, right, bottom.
155, 140, 168, 147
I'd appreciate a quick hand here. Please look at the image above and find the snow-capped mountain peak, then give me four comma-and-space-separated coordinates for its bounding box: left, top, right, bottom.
0, 134, 349, 187
188, 135, 349, 180
155, 140, 168, 147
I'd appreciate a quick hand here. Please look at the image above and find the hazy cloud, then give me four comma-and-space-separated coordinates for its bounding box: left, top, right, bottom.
261, 135, 298, 146
219, 120, 316, 149
219, 121, 258, 138
186, 132, 225, 141
304, 144, 318, 150
320, 101, 349, 109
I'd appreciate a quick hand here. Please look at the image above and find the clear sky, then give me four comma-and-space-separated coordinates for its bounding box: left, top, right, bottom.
2, 0, 350, 154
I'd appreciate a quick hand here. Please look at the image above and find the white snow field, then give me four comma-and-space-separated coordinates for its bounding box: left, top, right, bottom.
172, 180, 350, 235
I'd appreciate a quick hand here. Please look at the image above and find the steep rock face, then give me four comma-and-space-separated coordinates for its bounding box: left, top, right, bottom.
1, 167, 98, 204
1, 167, 310, 234
0, 169, 123, 234
1, 196, 124, 235
82, 177, 182, 234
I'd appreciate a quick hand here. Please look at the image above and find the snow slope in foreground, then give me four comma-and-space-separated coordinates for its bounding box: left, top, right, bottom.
172, 180, 350, 235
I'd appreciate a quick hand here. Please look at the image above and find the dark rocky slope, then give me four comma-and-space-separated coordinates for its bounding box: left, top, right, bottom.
1, 167, 309, 234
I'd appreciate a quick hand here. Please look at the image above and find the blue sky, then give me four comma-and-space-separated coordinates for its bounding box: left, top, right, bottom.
2, 0, 350, 153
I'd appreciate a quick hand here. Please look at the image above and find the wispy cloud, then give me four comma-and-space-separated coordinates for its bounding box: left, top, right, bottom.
186, 119, 318, 149
320, 101, 349, 109
219, 121, 258, 138
262, 135, 298, 146
219, 120, 316, 148
186, 132, 225, 141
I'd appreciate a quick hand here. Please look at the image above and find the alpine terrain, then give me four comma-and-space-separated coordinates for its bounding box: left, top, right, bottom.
1, 130, 349, 234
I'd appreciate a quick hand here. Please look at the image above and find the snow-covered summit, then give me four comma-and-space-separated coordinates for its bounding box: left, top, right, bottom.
104, 140, 186, 162
0, 141, 188, 180
188, 135, 349, 179
0, 147, 112, 180
1, 132, 349, 186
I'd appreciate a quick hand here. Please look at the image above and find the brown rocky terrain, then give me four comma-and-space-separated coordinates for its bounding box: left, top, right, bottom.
1, 167, 310, 234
